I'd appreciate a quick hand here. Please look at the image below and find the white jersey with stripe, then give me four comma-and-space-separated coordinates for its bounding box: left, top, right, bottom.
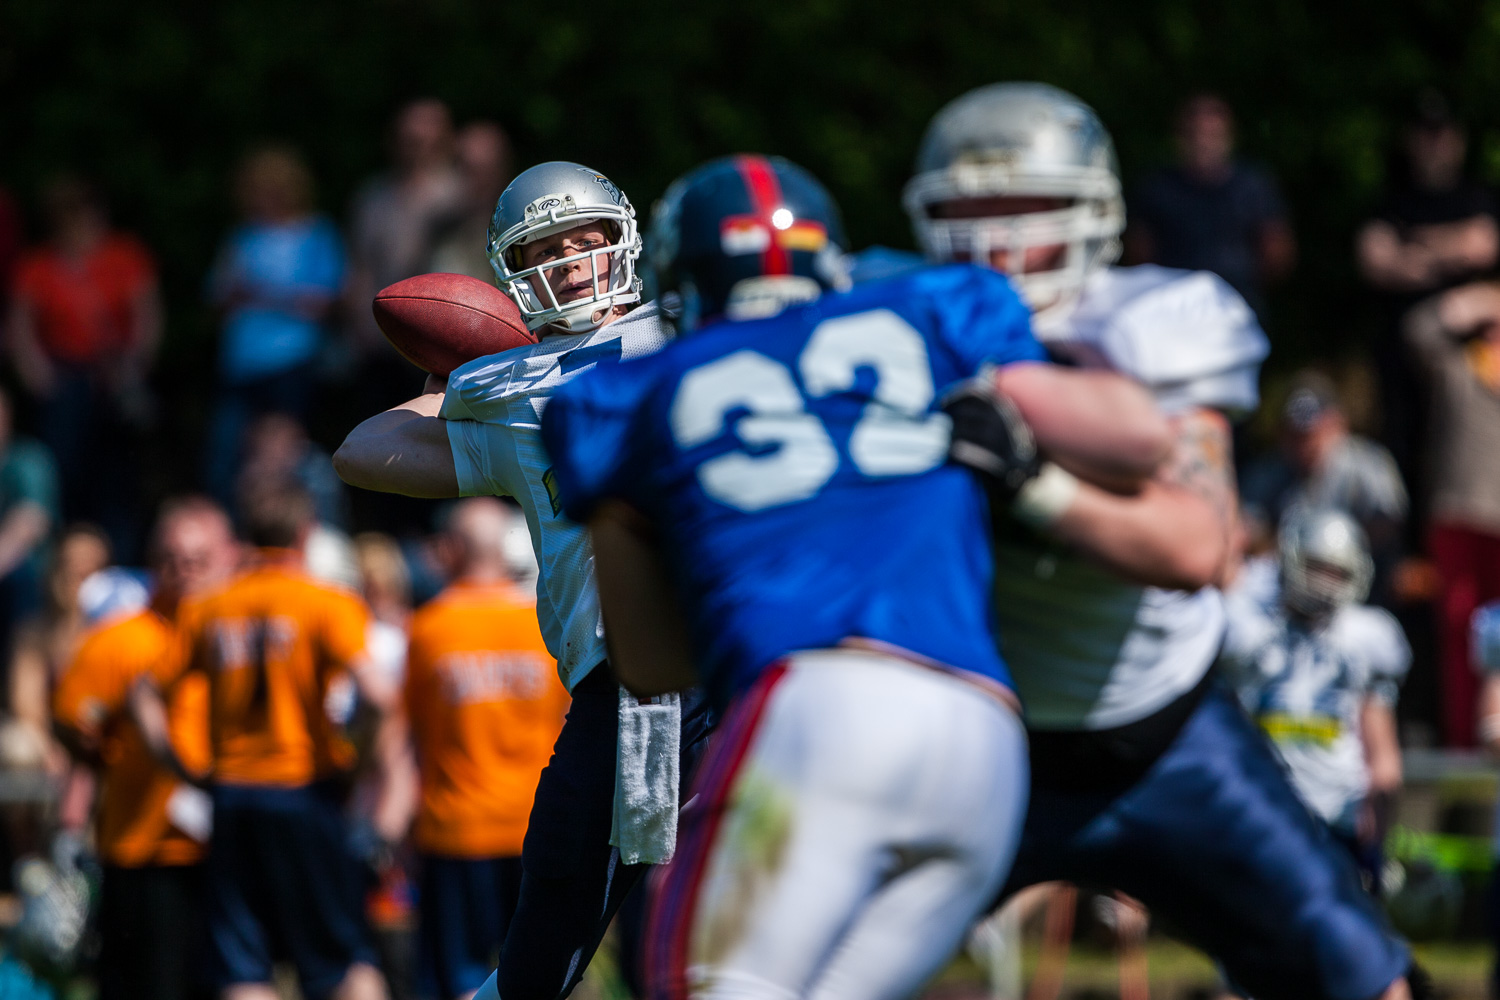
998, 265, 1269, 730
1220, 559, 1410, 832
440, 303, 671, 691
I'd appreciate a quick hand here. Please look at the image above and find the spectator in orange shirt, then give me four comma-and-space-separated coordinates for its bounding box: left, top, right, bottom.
138, 484, 393, 1000
56, 497, 239, 1000
404, 499, 568, 1000
5, 176, 161, 555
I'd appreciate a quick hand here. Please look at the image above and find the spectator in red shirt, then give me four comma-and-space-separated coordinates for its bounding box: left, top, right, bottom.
5, 176, 161, 557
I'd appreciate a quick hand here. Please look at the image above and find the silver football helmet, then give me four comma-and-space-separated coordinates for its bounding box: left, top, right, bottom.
488, 161, 643, 334
904, 82, 1125, 324
1279, 507, 1373, 619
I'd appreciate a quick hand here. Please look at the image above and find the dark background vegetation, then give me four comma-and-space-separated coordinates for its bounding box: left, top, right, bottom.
5, 0, 1500, 396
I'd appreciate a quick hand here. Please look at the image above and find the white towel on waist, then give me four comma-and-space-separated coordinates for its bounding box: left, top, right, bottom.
611, 687, 682, 865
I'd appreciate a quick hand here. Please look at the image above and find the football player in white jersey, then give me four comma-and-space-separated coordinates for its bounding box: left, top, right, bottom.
1221, 508, 1408, 891
335, 161, 716, 1000
905, 83, 1414, 1000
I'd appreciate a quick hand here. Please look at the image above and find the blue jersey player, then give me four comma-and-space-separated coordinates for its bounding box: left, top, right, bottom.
541, 155, 1170, 1000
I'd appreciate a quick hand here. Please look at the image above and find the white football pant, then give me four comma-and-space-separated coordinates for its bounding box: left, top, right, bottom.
645, 647, 1028, 1000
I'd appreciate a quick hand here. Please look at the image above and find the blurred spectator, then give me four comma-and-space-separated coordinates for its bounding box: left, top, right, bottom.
205, 145, 346, 505
1404, 282, 1500, 746
1239, 371, 1407, 581
56, 497, 239, 1000
1126, 94, 1296, 314
235, 412, 349, 530
1356, 93, 1499, 496
0, 387, 59, 670
402, 498, 568, 1000
0, 185, 20, 303
347, 99, 463, 408
0, 524, 109, 893
7, 525, 110, 775
137, 485, 390, 1000
351, 531, 417, 999
1221, 508, 1407, 894
5, 175, 160, 555
430, 122, 514, 282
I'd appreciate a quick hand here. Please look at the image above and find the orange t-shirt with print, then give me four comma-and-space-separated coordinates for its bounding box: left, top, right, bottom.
53, 608, 211, 867
405, 581, 569, 857
172, 552, 370, 788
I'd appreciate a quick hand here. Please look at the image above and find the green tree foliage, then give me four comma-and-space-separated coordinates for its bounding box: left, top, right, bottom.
7, 0, 1500, 366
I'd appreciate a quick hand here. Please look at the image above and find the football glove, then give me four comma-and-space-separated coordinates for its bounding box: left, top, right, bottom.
942, 375, 1042, 503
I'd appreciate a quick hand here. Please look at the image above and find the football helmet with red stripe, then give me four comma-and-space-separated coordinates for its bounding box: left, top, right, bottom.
647, 155, 850, 330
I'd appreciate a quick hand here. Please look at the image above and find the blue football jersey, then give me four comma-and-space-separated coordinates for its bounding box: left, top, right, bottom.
541, 264, 1044, 703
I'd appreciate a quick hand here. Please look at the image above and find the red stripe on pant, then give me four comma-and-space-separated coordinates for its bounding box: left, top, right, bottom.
644, 662, 789, 1000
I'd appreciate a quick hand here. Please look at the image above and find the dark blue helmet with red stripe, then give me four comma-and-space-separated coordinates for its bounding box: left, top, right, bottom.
648, 154, 850, 330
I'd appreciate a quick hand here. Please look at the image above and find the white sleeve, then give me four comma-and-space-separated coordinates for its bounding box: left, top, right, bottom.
1077, 267, 1270, 418
445, 420, 493, 498
1344, 606, 1411, 705
440, 361, 518, 499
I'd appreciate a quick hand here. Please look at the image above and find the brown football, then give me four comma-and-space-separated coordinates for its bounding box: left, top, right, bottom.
372, 273, 536, 376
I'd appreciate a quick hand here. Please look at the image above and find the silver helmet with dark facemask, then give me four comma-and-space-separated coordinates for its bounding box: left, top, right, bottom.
1279, 507, 1374, 620
904, 82, 1125, 325
487, 161, 643, 334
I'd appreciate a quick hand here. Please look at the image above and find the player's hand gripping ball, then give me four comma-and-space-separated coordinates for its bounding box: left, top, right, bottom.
372, 273, 536, 377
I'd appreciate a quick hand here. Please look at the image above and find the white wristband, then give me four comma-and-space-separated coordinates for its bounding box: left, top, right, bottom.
1480, 713, 1500, 746
1011, 462, 1080, 530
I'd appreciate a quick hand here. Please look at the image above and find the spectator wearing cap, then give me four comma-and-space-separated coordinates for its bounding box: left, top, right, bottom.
1357, 93, 1500, 499
5, 176, 160, 555
1239, 372, 1407, 571
1126, 93, 1296, 315
1404, 282, 1500, 746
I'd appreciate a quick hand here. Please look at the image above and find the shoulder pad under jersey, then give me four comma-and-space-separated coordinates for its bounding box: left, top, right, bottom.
1329, 604, 1411, 681
443, 302, 672, 423
1048, 265, 1269, 417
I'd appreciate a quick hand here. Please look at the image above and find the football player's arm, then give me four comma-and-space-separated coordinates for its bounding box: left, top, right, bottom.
588, 499, 697, 698
1029, 407, 1236, 591
333, 389, 461, 498
1360, 692, 1402, 845
994, 363, 1171, 494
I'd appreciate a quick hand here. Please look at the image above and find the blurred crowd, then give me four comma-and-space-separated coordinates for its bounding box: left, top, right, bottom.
0, 88, 1495, 993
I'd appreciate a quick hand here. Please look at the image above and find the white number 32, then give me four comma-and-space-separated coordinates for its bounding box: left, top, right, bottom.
669, 309, 951, 512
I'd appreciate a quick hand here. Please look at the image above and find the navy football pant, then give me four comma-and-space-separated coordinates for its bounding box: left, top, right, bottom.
1002, 683, 1409, 1000
496, 665, 716, 1000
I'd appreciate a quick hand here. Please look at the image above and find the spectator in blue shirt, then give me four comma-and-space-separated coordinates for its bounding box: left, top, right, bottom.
205, 145, 346, 504
1126, 94, 1297, 315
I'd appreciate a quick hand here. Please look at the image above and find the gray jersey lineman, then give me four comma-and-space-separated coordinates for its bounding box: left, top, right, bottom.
905, 83, 1411, 1000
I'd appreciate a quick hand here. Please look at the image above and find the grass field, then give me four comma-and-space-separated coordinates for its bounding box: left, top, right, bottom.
572, 938, 1496, 1000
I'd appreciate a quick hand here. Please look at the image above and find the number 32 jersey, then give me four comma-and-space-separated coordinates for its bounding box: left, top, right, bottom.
541, 264, 1044, 704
